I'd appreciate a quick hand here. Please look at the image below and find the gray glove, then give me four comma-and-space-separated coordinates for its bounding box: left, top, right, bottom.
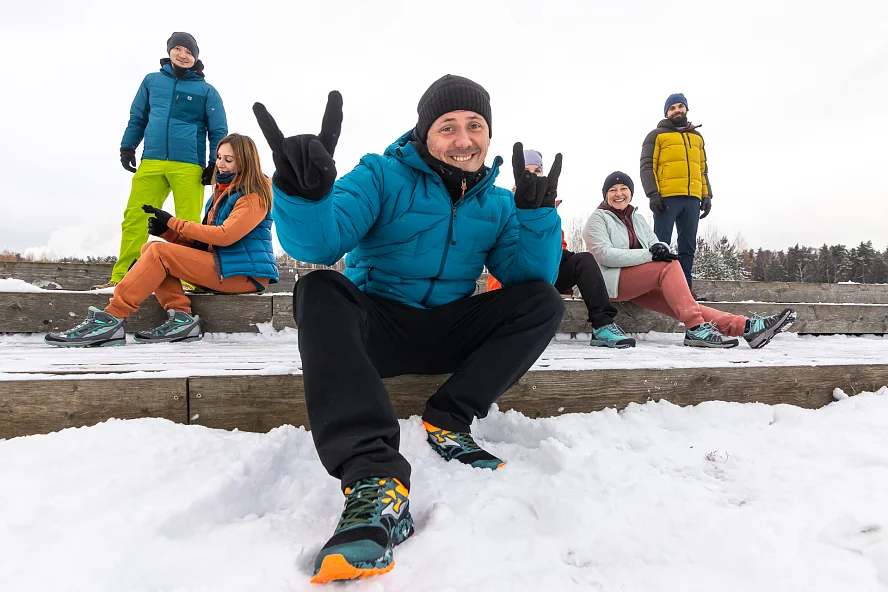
649, 193, 664, 214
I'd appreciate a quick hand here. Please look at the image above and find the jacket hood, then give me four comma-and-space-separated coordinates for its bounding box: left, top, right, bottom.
383, 129, 504, 192
159, 58, 206, 80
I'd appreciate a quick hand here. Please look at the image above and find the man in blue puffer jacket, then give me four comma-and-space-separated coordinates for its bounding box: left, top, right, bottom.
97, 32, 228, 289
254, 75, 565, 583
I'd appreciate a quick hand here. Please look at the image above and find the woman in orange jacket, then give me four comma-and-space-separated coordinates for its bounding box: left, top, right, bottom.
45, 134, 278, 347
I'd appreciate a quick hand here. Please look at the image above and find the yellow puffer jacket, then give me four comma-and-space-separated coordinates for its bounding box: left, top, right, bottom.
640, 119, 711, 200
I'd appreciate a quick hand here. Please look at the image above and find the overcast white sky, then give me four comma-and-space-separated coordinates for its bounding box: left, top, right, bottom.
2, 0, 887, 258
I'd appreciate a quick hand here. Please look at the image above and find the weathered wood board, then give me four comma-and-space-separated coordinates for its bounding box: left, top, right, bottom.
0, 292, 273, 333
0, 378, 188, 439
187, 364, 888, 432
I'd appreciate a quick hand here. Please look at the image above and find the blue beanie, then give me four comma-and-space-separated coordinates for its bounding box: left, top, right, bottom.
523, 149, 543, 171
664, 93, 688, 117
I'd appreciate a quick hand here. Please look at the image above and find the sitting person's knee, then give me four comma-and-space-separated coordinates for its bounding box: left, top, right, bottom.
521, 280, 566, 316
295, 269, 354, 307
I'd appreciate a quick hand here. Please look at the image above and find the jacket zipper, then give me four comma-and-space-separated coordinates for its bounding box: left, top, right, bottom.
211, 192, 228, 283
681, 132, 691, 196
420, 178, 466, 306
165, 78, 179, 161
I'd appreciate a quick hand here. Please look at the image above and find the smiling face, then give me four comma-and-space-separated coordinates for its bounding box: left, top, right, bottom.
606, 184, 633, 210
169, 45, 195, 69
216, 142, 238, 175
666, 102, 688, 124
425, 110, 490, 172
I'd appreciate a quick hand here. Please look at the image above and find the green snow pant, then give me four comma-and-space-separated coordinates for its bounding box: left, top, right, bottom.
111, 159, 204, 282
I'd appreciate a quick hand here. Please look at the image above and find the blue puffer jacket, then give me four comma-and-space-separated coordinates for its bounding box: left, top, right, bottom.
273, 131, 562, 308
205, 190, 279, 287
121, 60, 228, 167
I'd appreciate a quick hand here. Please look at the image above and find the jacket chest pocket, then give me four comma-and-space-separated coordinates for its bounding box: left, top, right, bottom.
171, 91, 207, 123
459, 213, 499, 253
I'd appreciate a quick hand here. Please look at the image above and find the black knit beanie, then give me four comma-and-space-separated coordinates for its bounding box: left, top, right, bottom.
166, 32, 199, 60
415, 75, 492, 141
602, 171, 635, 199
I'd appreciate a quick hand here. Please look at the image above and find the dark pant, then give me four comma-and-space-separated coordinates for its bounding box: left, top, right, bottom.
554, 250, 617, 329
653, 195, 701, 288
293, 270, 564, 490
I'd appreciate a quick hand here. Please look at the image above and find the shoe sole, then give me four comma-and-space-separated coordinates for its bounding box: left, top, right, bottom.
683, 338, 739, 348
311, 554, 395, 584
44, 338, 126, 348
589, 339, 636, 349
133, 332, 203, 344
745, 310, 797, 349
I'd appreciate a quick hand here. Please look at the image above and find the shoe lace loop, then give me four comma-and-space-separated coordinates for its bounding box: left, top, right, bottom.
338, 480, 385, 530
152, 313, 187, 334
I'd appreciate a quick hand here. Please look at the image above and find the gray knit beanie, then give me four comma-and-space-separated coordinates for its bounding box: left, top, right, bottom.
415, 75, 492, 141
166, 32, 199, 60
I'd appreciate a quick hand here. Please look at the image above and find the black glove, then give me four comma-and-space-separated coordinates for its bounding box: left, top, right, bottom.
142, 205, 172, 236
650, 243, 680, 262
700, 196, 712, 219
512, 142, 562, 209
649, 193, 664, 214
121, 147, 137, 173
201, 164, 215, 186
252, 91, 343, 201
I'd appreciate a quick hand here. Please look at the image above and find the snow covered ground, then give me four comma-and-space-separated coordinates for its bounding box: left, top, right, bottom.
2, 393, 888, 591
1, 330, 887, 380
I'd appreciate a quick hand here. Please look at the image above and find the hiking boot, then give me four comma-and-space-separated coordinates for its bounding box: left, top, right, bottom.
90, 280, 118, 290
423, 421, 504, 469
133, 310, 202, 344
44, 306, 126, 348
589, 323, 636, 348
311, 477, 414, 584
684, 321, 739, 348
743, 308, 797, 349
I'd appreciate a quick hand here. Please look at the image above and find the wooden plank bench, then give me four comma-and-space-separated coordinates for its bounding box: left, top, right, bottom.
3, 364, 887, 439
0, 378, 187, 439
5, 261, 888, 303
0, 260, 299, 294
3, 292, 888, 335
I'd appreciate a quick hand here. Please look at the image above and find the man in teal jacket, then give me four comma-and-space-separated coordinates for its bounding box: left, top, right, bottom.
96, 32, 228, 288
254, 75, 564, 583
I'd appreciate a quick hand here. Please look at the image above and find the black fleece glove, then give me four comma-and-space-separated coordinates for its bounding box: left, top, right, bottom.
121, 147, 137, 173
512, 142, 562, 209
142, 205, 172, 236
252, 91, 343, 201
700, 196, 712, 219
649, 193, 664, 214
201, 164, 215, 186
650, 243, 680, 262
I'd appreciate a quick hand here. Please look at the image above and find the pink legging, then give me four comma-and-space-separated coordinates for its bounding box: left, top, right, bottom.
614, 260, 747, 336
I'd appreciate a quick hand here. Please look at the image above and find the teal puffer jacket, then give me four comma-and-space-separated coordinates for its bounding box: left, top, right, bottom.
205, 190, 279, 287
121, 61, 227, 167
273, 131, 562, 308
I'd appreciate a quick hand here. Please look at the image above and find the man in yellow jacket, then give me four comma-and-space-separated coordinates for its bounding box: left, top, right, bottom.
639, 93, 712, 288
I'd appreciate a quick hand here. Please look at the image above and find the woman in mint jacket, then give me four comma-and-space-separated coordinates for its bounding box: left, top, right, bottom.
95, 32, 228, 288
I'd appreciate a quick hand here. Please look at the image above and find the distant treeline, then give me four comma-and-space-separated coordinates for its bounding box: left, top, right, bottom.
693, 239, 888, 283
561, 217, 888, 284
5, 235, 888, 285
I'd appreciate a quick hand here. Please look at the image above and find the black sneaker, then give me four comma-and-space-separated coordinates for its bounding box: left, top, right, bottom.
743, 308, 797, 349
423, 421, 505, 469
311, 477, 414, 584
44, 306, 126, 347
134, 310, 202, 343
